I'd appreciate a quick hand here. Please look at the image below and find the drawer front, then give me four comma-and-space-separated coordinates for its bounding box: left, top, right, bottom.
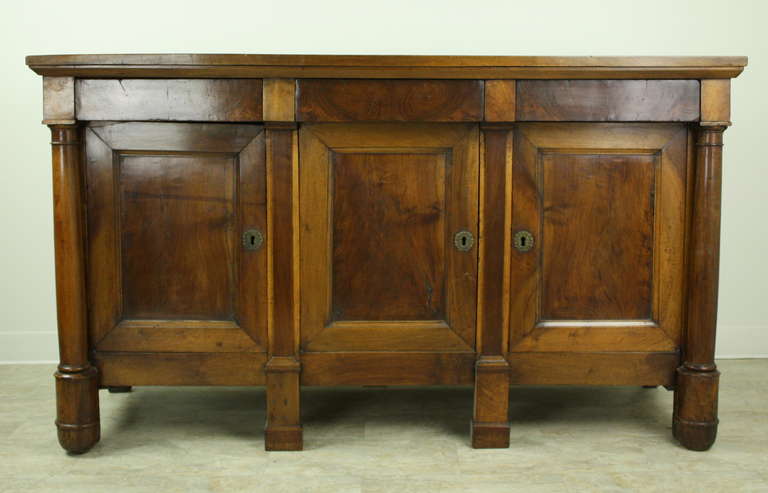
299, 123, 479, 351
297, 79, 483, 122
84, 122, 268, 353
509, 123, 688, 353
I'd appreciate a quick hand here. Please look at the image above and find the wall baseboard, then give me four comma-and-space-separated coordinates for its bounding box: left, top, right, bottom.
0, 329, 766, 364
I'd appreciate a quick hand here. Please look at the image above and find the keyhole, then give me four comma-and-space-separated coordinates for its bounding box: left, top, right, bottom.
520, 237, 526, 247
461, 236, 467, 247
250, 234, 256, 246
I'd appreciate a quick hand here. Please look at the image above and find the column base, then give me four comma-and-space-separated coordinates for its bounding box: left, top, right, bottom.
673, 366, 719, 451
55, 366, 100, 454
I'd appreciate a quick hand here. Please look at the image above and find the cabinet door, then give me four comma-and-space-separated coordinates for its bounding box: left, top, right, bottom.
300, 124, 478, 351
85, 122, 267, 353
510, 124, 688, 353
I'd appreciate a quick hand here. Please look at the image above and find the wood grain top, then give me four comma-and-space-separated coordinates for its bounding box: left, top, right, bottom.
26, 54, 747, 79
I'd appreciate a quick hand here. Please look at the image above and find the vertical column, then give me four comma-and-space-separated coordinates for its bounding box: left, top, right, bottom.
50, 124, 100, 454
674, 124, 726, 451
263, 79, 302, 451
471, 124, 513, 448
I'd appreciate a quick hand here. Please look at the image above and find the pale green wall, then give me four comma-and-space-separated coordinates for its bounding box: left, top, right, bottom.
0, 0, 764, 361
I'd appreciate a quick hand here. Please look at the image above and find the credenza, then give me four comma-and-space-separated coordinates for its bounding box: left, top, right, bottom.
25, 54, 747, 453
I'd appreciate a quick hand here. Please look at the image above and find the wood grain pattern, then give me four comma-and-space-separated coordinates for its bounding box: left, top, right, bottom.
120, 153, 236, 320
509, 124, 687, 353
26, 54, 748, 79
297, 80, 483, 121
508, 352, 678, 385
50, 124, 100, 454
516, 80, 700, 121
700, 79, 731, 124
95, 352, 267, 386
85, 123, 267, 352
331, 152, 446, 321
299, 123, 478, 352
301, 352, 475, 386
28, 54, 746, 453
540, 152, 655, 320
76, 79, 263, 121
673, 125, 726, 451
264, 123, 302, 451
43, 77, 75, 124
262, 79, 296, 121
484, 81, 516, 122
684, 126, 725, 370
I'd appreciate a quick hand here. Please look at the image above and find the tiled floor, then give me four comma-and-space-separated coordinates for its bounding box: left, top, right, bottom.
0, 360, 766, 492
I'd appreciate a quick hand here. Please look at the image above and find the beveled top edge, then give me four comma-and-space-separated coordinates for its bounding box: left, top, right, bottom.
26, 54, 748, 67
25, 54, 748, 79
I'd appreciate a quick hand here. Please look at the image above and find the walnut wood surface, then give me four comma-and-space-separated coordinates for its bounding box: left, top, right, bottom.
508, 352, 678, 386
516, 80, 700, 121
700, 80, 731, 124
76, 79, 263, 121
26, 54, 747, 79
297, 79, 482, 121
84, 123, 268, 353
673, 125, 726, 451
509, 124, 687, 353
299, 123, 478, 352
29, 53, 744, 453
95, 352, 267, 386
50, 124, 101, 454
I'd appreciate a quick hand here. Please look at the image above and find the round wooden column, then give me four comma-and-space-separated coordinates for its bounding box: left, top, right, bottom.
673, 125, 726, 451
50, 124, 100, 454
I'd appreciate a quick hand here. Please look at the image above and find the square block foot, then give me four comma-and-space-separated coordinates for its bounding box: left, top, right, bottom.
265, 425, 303, 451
471, 421, 510, 449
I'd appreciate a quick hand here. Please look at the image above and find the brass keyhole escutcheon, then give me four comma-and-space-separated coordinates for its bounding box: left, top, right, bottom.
513, 230, 534, 253
242, 228, 264, 251
454, 230, 474, 252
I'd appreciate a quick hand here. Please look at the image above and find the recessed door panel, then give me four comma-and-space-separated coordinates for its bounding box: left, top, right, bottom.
540, 152, 655, 320
300, 123, 478, 352
120, 154, 236, 320
331, 151, 447, 322
510, 124, 688, 353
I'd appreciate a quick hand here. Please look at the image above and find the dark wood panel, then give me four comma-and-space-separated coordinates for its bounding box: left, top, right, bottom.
76, 79, 263, 121
509, 124, 687, 353
299, 124, 478, 352
301, 352, 475, 386
95, 352, 267, 386
297, 80, 483, 121
120, 153, 236, 320
332, 152, 446, 321
85, 123, 267, 353
508, 352, 678, 385
516, 80, 700, 121
541, 153, 655, 320
90, 122, 262, 152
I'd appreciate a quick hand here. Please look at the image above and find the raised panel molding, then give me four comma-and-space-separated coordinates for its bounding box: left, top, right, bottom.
509, 124, 688, 353
84, 123, 267, 353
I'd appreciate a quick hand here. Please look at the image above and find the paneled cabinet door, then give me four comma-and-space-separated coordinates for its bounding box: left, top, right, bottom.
300, 124, 479, 352
509, 124, 689, 353
85, 122, 268, 353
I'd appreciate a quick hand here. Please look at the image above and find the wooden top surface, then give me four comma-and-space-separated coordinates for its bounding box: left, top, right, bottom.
26, 54, 747, 79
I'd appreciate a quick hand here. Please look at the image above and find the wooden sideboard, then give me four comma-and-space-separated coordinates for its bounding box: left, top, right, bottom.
26, 54, 747, 453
